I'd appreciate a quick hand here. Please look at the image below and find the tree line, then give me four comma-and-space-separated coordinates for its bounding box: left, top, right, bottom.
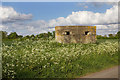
0, 31, 55, 40
97, 32, 120, 39
0, 30, 120, 40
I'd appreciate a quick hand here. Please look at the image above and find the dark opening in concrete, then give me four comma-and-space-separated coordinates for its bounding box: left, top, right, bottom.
65, 31, 70, 35
85, 31, 90, 35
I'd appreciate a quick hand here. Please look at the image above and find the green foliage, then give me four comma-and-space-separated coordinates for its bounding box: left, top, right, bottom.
1, 30, 119, 40
117, 31, 120, 38
97, 34, 118, 39
7, 32, 19, 39
2, 39, 118, 78
48, 32, 52, 37
18, 35, 23, 39
108, 34, 113, 37
0, 31, 7, 39
30, 34, 35, 38
6, 32, 23, 39
97, 35, 108, 39
52, 31, 55, 38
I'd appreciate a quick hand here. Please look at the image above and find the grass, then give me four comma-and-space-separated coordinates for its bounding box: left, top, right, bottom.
0, 63, 2, 79
2, 39, 14, 46
2, 39, 118, 78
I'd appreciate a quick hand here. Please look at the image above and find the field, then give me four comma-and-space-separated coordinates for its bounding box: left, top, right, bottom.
2, 39, 118, 78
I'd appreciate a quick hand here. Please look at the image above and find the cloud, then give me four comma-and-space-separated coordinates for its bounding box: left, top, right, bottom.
47, 4, 118, 35
48, 5, 118, 26
77, 3, 89, 9
1, 4, 119, 36
1, 20, 52, 36
96, 24, 118, 31
0, 24, 8, 31
0, 6, 32, 23
85, 0, 119, 6
96, 24, 118, 35
86, 0, 120, 2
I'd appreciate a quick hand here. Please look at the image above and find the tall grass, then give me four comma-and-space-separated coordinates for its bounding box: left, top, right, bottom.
2, 39, 118, 78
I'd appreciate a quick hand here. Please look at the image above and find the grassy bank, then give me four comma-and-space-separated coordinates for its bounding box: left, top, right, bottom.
2, 39, 118, 78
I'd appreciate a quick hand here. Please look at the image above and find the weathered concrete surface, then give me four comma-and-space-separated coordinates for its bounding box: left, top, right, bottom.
55, 26, 96, 44
80, 66, 119, 78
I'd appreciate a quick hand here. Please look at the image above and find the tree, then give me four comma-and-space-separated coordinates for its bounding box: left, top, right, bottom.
108, 34, 113, 38
35, 33, 48, 39
0, 31, 7, 39
52, 31, 55, 38
8, 32, 19, 39
30, 34, 35, 38
36, 34, 43, 38
18, 35, 23, 39
24, 35, 30, 39
117, 31, 120, 39
114, 34, 118, 39
97, 35, 102, 39
103, 35, 108, 39
43, 33, 49, 38
47, 32, 52, 37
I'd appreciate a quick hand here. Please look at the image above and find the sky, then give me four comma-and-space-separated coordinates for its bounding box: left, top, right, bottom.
0, 1, 119, 36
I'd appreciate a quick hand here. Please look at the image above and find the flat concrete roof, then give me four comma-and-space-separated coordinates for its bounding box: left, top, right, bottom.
55, 25, 96, 28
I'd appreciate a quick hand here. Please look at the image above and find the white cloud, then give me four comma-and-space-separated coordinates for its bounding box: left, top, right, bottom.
96, 24, 118, 35
97, 24, 118, 29
96, 25, 108, 29
1, 20, 51, 36
48, 5, 118, 26
47, 5, 119, 35
0, 6, 32, 23
0, 25, 8, 31
86, 0, 120, 2
77, 3, 89, 9
0, 4, 119, 36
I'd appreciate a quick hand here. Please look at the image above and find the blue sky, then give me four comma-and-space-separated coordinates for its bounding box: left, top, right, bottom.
0, 2, 118, 36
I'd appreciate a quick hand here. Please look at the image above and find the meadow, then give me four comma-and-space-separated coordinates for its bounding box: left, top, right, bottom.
2, 38, 118, 78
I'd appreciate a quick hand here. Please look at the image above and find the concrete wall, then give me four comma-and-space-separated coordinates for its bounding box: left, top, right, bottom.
55, 26, 96, 44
